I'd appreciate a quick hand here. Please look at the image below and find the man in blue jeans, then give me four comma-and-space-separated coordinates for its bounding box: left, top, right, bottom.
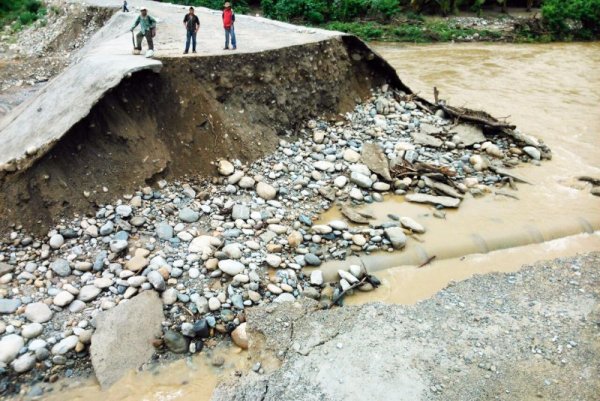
222, 2, 236, 50
183, 7, 200, 54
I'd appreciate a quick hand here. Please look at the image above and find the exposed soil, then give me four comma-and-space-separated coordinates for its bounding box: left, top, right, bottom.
0, 36, 406, 235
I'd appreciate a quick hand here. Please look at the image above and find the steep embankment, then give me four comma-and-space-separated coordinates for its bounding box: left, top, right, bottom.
0, 36, 404, 234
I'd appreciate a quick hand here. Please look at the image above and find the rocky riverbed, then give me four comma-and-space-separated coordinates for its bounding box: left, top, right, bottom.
0, 86, 550, 395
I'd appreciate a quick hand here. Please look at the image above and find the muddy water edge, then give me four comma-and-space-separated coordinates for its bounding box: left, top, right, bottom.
330, 42, 600, 302
39, 43, 600, 400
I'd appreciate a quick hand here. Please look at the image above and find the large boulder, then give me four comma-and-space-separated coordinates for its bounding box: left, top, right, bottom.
91, 291, 164, 389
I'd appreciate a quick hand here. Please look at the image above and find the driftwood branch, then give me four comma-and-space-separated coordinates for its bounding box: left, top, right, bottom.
578, 176, 600, 186
418, 255, 436, 268
330, 274, 381, 307
439, 104, 517, 130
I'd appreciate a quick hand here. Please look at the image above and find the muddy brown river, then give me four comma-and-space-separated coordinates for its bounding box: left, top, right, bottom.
44, 42, 600, 400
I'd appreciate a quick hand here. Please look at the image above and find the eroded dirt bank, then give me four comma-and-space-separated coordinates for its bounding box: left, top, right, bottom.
0, 36, 403, 235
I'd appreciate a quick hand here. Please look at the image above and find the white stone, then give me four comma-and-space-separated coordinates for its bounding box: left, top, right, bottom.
208, 297, 221, 311
343, 149, 361, 163
21, 323, 43, 339
334, 176, 348, 188
78, 285, 101, 302
0, 334, 24, 363
25, 302, 53, 323
53, 291, 75, 307
49, 234, 64, 249
400, 216, 426, 234
51, 335, 79, 355
218, 260, 245, 276
256, 182, 277, 200
310, 270, 323, 286
265, 254, 282, 268
218, 160, 235, 176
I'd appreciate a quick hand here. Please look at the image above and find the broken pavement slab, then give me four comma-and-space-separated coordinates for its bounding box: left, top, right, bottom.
90, 290, 164, 389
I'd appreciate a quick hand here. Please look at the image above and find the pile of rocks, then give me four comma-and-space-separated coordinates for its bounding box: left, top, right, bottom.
0, 0, 114, 92
0, 86, 547, 383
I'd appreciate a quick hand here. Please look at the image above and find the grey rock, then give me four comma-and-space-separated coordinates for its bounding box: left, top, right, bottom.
232, 204, 250, 220
256, 182, 277, 200
179, 207, 200, 223
304, 253, 322, 266
523, 146, 541, 160
0, 262, 15, 276
274, 293, 296, 303
384, 227, 407, 250
361, 143, 392, 181
109, 239, 128, 253
115, 205, 133, 218
412, 131, 443, 148
99, 221, 114, 236
405, 193, 461, 208
164, 330, 188, 354
51, 258, 71, 277
400, 217, 426, 234
147, 270, 166, 291
91, 291, 164, 389
51, 335, 78, 355
78, 285, 101, 302
451, 124, 485, 146
156, 222, 174, 240
350, 172, 373, 189
0, 298, 21, 314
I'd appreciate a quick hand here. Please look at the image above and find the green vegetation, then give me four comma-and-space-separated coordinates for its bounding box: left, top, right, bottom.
541, 0, 600, 39
0, 0, 46, 29
327, 19, 502, 41
171, 0, 250, 14
259, 0, 600, 42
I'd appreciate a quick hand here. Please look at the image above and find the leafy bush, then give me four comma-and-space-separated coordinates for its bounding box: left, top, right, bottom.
172, 0, 250, 14
541, 0, 600, 39
0, 0, 45, 28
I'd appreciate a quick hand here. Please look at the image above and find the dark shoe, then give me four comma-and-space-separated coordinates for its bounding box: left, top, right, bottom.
192, 50, 197, 53
223, 47, 229, 50
232, 47, 237, 50
183, 51, 188, 54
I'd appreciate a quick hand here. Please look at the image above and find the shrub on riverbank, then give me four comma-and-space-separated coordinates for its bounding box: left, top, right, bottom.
0, 0, 46, 29
541, 0, 600, 39
327, 19, 503, 41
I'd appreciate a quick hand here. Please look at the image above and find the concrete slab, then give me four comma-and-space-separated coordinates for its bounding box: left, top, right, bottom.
0, 0, 342, 169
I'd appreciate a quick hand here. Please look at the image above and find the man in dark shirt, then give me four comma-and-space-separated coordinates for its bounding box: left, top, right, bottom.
183, 7, 200, 54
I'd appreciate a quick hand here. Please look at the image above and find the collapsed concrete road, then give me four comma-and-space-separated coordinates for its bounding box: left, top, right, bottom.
213, 253, 600, 401
0, 0, 407, 234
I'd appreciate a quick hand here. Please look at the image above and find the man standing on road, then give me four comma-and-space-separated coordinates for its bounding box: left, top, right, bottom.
123, 0, 129, 12
183, 7, 200, 54
131, 7, 156, 55
222, 2, 236, 50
